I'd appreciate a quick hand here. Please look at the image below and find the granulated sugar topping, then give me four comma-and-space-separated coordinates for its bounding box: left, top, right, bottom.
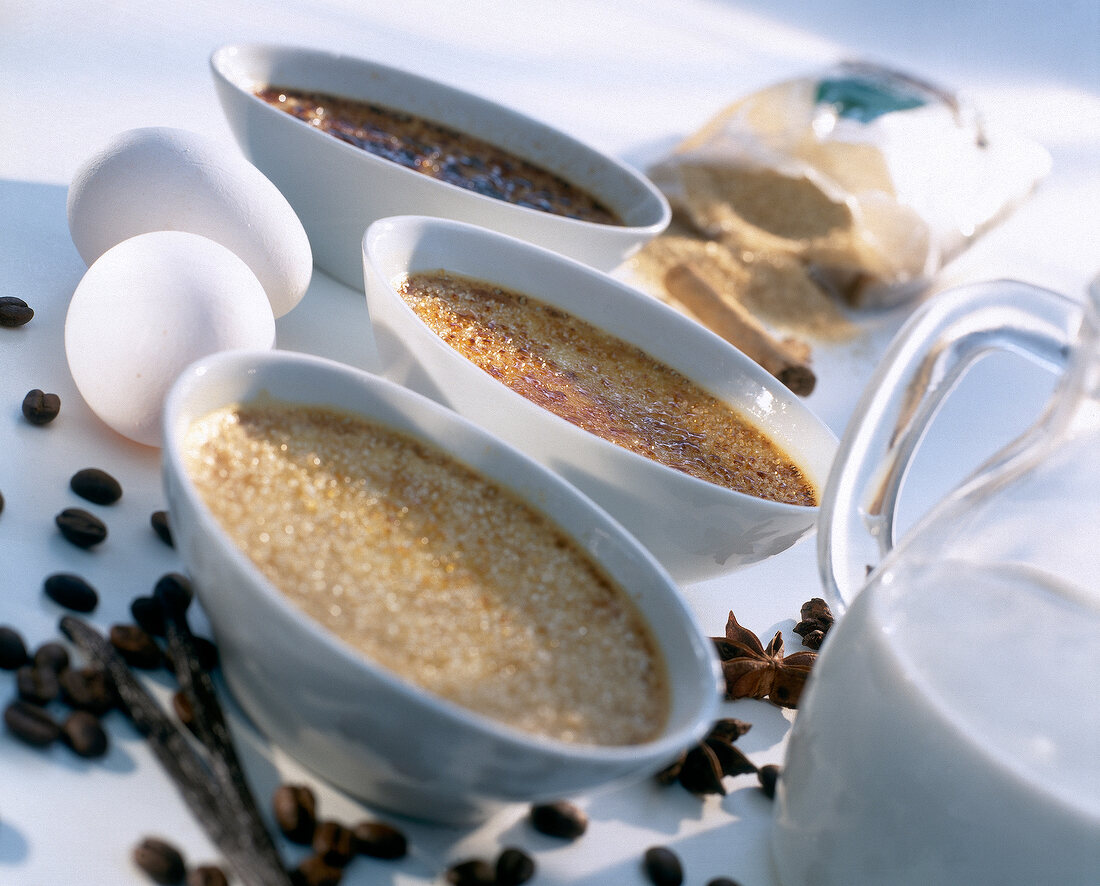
182, 400, 669, 746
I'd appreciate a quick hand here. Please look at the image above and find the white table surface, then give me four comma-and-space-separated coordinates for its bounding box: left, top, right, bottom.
2, 1, 1098, 883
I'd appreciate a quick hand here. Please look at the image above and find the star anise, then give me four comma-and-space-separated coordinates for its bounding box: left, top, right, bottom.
655, 718, 756, 796
792, 597, 834, 650
711, 611, 816, 709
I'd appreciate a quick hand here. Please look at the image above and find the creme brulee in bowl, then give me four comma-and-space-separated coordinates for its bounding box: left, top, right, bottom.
362, 216, 839, 583
161, 349, 720, 823
209, 43, 670, 290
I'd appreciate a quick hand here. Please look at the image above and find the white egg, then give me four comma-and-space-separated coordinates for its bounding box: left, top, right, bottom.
67, 126, 312, 318
65, 231, 276, 447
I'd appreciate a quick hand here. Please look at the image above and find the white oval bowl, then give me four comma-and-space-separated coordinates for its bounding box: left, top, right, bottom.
161, 349, 720, 824
210, 43, 671, 290
362, 216, 839, 584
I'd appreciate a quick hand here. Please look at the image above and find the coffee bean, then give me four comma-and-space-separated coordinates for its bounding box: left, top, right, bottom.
44, 573, 100, 613
62, 710, 109, 758
706, 878, 744, 886
313, 820, 355, 867
273, 783, 317, 844
4, 699, 61, 747
109, 624, 163, 669
643, 846, 684, 886
34, 641, 70, 673
187, 866, 229, 886
445, 859, 496, 886
530, 800, 588, 839
0, 487, 4, 515
0, 296, 34, 327
70, 468, 123, 505
757, 764, 780, 799
353, 820, 407, 860
496, 847, 536, 886
56, 507, 107, 548
17, 664, 60, 705
151, 510, 174, 547
131, 595, 167, 636
59, 666, 117, 715
133, 836, 187, 884
290, 855, 344, 886
22, 389, 60, 425
154, 572, 194, 615
0, 626, 30, 670
192, 636, 218, 671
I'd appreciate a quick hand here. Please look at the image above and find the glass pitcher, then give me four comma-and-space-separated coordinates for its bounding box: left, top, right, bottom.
771, 277, 1100, 885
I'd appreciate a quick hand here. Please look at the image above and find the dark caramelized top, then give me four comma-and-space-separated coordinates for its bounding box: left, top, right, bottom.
255, 85, 623, 225
398, 270, 818, 506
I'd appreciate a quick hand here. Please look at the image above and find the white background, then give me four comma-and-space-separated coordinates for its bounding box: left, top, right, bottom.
1, 1, 1097, 883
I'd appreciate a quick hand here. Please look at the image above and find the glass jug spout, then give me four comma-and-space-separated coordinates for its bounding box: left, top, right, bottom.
818, 277, 1084, 611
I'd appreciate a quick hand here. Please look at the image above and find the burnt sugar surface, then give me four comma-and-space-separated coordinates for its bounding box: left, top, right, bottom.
398, 270, 818, 506
254, 85, 623, 226
182, 399, 668, 746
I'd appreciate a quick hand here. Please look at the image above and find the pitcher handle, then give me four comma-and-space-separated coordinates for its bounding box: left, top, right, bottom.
818, 279, 1080, 610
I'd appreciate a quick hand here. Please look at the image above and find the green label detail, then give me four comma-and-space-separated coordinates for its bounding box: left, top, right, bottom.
815, 76, 928, 123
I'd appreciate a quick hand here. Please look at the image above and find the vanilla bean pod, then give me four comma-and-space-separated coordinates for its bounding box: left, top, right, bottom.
158, 594, 289, 883
59, 617, 292, 886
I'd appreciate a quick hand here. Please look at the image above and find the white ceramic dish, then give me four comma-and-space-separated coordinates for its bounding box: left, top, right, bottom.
161, 349, 720, 824
209, 43, 671, 290
362, 216, 839, 584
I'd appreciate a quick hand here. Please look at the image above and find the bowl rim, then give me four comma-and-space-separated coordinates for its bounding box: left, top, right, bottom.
162, 347, 720, 765
209, 41, 672, 235
362, 214, 838, 512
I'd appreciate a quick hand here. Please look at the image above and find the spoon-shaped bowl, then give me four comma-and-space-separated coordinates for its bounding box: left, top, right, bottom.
162, 349, 720, 823
362, 215, 839, 584
210, 42, 671, 289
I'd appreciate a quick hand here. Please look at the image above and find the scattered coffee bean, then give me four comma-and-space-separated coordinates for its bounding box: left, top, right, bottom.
59, 665, 117, 715
43, 573, 100, 613
445, 858, 496, 886
757, 764, 780, 799
154, 572, 194, 614
187, 866, 229, 886
353, 820, 408, 860
0, 296, 34, 328
706, 878, 744, 886
16, 664, 60, 705
0, 487, 4, 515
108, 624, 163, 669
70, 467, 123, 505
0, 626, 30, 670
55, 507, 107, 548
62, 710, 109, 758
133, 836, 187, 885
4, 699, 62, 747
34, 641, 71, 673
273, 783, 318, 844
151, 509, 174, 547
131, 595, 167, 637
313, 820, 356, 867
496, 847, 536, 886
290, 855, 344, 886
22, 389, 60, 425
643, 846, 684, 886
530, 800, 588, 839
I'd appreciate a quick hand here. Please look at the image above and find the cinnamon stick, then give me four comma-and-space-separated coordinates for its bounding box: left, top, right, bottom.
663, 262, 816, 396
